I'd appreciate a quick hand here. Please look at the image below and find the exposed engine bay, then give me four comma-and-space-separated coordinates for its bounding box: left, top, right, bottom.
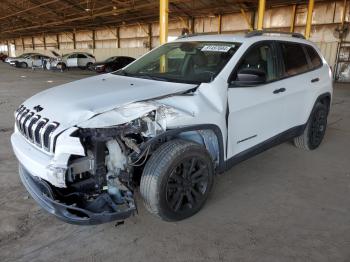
50, 108, 169, 220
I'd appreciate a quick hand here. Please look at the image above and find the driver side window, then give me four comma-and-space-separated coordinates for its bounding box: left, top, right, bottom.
233, 43, 277, 84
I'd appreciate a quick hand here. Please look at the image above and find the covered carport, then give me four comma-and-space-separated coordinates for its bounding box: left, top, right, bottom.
0, 1, 350, 261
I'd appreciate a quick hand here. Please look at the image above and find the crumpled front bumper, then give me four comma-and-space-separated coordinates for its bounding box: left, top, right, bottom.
12, 131, 136, 225
19, 165, 136, 225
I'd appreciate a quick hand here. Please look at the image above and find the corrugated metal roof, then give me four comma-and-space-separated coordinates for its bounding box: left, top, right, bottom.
0, 0, 316, 39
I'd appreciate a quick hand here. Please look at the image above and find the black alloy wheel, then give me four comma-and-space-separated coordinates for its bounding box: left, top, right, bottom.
165, 156, 210, 213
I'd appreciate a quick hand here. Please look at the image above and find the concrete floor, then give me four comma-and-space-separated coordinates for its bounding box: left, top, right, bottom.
0, 62, 349, 262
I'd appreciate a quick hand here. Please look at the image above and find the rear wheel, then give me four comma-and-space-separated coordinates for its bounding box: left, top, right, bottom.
294, 102, 328, 150
140, 139, 214, 221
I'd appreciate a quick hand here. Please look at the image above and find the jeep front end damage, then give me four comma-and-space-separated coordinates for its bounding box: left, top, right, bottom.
18, 104, 174, 225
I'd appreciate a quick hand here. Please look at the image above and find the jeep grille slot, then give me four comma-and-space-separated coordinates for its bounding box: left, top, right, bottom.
15, 106, 59, 154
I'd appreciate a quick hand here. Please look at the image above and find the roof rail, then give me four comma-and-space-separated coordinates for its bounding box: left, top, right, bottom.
176, 33, 216, 39
246, 30, 305, 39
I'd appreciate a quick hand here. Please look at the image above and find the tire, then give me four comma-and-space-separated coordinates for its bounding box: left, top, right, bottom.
86, 62, 93, 70
140, 139, 214, 221
105, 66, 113, 73
20, 62, 28, 68
57, 63, 66, 71
293, 102, 328, 150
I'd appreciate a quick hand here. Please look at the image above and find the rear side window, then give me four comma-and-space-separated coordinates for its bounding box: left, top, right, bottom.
305, 46, 322, 69
280, 43, 309, 77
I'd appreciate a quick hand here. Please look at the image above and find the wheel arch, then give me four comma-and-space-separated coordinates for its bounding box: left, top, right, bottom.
317, 92, 331, 113
139, 124, 225, 172
311, 92, 332, 117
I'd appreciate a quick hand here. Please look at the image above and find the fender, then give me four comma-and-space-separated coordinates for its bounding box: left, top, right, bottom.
137, 124, 226, 171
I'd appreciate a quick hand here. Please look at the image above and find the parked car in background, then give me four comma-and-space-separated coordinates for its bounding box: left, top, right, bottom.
92, 56, 135, 73
48, 52, 95, 70
0, 53, 8, 62
10, 53, 52, 68
5, 52, 41, 64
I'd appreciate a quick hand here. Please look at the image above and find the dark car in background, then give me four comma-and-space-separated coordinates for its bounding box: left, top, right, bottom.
92, 56, 135, 73
0, 53, 8, 62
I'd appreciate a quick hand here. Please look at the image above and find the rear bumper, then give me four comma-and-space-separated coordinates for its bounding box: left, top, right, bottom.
19, 165, 136, 225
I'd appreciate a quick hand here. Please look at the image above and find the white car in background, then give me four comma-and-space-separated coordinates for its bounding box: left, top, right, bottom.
48, 52, 96, 70
10, 53, 52, 68
5, 52, 41, 64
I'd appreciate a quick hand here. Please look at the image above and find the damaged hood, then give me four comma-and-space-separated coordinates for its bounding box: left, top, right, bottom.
21, 74, 196, 130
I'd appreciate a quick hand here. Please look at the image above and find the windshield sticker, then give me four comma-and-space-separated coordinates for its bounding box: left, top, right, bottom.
201, 45, 233, 52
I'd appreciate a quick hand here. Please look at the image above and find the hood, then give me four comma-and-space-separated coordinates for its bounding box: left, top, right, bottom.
22, 74, 196, 131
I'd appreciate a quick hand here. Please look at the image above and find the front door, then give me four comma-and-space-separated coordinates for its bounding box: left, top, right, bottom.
227, 41, 287, 158
67, 54, 78, 67
77, 54, 88, 67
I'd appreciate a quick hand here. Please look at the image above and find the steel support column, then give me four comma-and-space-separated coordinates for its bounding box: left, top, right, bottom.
341, 0, 347, 26
218, 14, 222, 34
189, 17, 195, 34
116, 27, 120, 48
159, 0, 169, 45
56, 34, 60, 50
305, 0, 314, 39
43, 34, 46, 50
257, 0, 266, 30
92, 30, 96, 49
32, 36, 35, 50
160, 0, 168, 72
290, 4, 297, 32
148, 24, 152, 50
73, 29, 76, 49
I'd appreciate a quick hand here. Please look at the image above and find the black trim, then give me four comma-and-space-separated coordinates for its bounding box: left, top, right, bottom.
228, 40, 325, 87
246, 30, 305, 39
309, 92, 332, 117
137, 124, 226, 171
274, 41, 324, 82
19, 165, 136, 225
237, 134, 257, 144
228, 40, 278, 86
222, 124, 306, 172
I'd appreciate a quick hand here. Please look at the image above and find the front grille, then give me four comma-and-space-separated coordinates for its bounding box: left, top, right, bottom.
15, 105, 59, 153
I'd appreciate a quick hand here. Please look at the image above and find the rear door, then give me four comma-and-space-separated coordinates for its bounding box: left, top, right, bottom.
227, 41, 288, 157
77, 53, 88, 67
276, 42, 322, 128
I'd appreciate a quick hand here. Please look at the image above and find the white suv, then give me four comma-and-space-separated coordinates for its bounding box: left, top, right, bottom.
11, 31, 332, 225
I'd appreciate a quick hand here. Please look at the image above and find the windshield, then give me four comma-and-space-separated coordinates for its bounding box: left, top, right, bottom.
114, 41, 240, 84
19, 53, 32, 58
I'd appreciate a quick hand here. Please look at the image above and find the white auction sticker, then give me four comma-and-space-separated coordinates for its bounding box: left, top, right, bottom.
201, 45, 233, 52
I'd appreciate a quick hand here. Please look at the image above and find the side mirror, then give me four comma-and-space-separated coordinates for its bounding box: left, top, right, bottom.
230, 68, 266, 87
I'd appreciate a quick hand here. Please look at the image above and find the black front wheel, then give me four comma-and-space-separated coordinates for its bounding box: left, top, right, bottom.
20, 62, 28, 68
140, 139, 214, 221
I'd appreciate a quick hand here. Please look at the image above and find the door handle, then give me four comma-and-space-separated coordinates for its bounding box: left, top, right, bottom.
273, 88, 286, 94
311, 77, 320, 83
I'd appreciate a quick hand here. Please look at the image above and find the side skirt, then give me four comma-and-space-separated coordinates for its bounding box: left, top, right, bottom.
219, 124, 306, 173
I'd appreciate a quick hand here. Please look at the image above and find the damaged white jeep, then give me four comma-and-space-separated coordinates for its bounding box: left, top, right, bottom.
11, 31, 333, 225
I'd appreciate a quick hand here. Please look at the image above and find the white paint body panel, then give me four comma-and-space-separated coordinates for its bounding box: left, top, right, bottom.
11, 34, 333, 188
